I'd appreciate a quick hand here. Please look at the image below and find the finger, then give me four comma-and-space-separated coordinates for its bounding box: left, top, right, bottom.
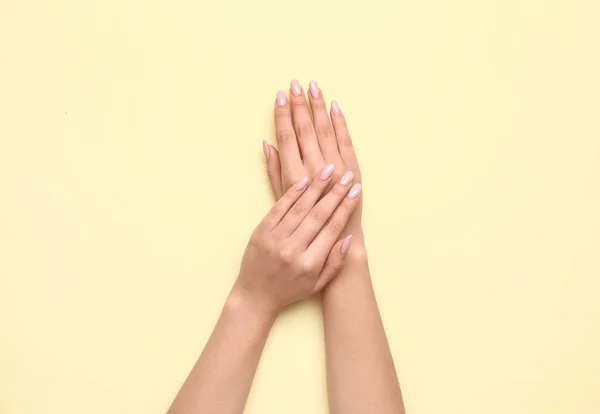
307, 81, 341, 162
307, 182, 362, 255
274, 90, 303, 177
330, 100, 359, 170
274, 163, 335, 237
259, 176, 309, 231
289, 79, 324, 164
312, 235, 353, 293
263, 141, 284, 200
291, 170, 358, 246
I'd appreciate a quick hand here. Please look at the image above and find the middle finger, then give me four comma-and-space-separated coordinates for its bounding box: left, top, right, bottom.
289, 79, 325, 165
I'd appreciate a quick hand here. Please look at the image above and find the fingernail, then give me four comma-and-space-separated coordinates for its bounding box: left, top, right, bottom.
262, 140, 270, 160
276, 91, 287, 107
295, 177, 309, 191
320, 163, 335, 180
341, 235, 353, 254
339, 170, 354, 186
309, 81, 320, 99
348, 183, 362, 199
290, 79, 302, 97
331, 100, 341, 116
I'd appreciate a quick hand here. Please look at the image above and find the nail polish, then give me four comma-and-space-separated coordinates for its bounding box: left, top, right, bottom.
331, 100, 341, 116
295, 177, 309, 191
309, 81, 320, 99
348, 183, 362, 199
341, 235, 353, 254
339, 170, 354, 186
262, 140, 270, 160
291, 79, 302, 97
320, 164, 335, 180
276, 91, 287, 107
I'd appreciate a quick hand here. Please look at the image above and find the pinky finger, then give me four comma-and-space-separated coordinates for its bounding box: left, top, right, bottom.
330, 101, 358, 169
312, 235, 353, 293
264, 141, 284, 200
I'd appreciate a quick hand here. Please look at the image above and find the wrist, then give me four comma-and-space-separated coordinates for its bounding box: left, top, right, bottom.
226, 283, 279, 325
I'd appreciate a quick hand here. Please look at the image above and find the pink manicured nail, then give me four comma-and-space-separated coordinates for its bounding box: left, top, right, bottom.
276, 91, 287, 107
339, 170, 354, 186
262, 140, 270, 159
290, 79, 302, 97
348, 183, 362, 199
309, 81, 320, 99
320, 164, 335, 180
331, 100, 341, 116
341, 235, 353, 254
295, 177, 309, 191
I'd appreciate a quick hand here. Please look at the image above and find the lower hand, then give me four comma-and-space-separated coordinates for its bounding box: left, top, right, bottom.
262, 80, 364, 241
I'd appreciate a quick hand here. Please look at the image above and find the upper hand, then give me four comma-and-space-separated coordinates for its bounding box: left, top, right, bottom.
233, 165, 361, 315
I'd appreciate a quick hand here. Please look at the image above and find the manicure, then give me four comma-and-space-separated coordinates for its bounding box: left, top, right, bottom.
341, 235, 353, 254
309, 81, 320, 99
295, 177, 309, 191
348, 183, 362, 199
320, 164, 335, 180
331, 100, 341, 116
291, 79, 302, 97
339, 170, 354, 186
262, 140, 270, 160
276, 91, 287, 107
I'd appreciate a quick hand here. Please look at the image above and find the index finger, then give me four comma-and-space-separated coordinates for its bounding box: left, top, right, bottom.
274, 90, 303, 177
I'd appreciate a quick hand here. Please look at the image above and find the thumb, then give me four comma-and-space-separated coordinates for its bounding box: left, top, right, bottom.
263, 141, 284, 200
312, 235, 353, 293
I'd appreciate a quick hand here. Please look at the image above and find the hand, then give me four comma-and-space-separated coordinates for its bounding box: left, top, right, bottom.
262, 80, 363, 239
232, 165, 362, 315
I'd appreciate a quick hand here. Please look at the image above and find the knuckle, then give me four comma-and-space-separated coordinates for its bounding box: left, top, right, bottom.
266, 166, 278, 180
295, 122, 314, 140
309, 208, 325, 222
274, 111, 291, 122
335, 116, 348, 129
290, 203, 309, 217
338, 135, 354, 148
295, 257, 316, 273
326, 219, 344, 235
291, 98, 307, 109
278, 248, 295, 264
316, 124, 335, 139
277, 129, 295, 144
311, 99, 326, 110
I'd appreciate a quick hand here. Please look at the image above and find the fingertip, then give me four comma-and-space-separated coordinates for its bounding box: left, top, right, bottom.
331, 100, 341, 116
309, 80, 321, 99
295, 177, 309, 192
276, 90, 287, 107
341, 235, 353, 255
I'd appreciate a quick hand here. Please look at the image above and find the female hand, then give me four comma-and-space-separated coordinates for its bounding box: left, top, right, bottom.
231, 164, 362, 315
262, 80, 363, 238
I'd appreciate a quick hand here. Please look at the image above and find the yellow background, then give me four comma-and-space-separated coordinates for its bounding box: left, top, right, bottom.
1, 0, 599, 413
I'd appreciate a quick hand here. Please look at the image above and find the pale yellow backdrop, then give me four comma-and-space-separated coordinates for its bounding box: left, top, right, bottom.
1, 0, 599, 413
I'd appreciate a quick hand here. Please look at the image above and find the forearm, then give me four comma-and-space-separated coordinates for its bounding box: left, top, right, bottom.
168, 288, 275, 414
322, 235, 405, 414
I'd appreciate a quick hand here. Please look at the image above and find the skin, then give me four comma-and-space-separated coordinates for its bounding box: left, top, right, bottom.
168, 166, 362, 414
264, 80, 405, 414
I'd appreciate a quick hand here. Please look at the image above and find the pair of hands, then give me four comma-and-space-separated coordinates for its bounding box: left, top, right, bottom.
232, 80, 364, 315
